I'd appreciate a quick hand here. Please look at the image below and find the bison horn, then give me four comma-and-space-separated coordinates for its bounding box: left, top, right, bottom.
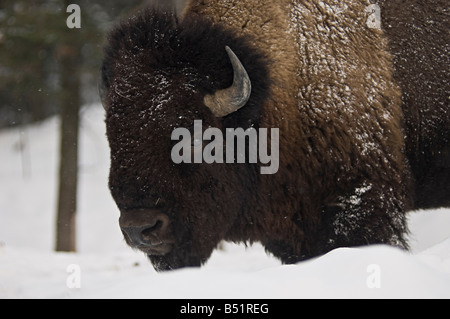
204, 46, 252, 118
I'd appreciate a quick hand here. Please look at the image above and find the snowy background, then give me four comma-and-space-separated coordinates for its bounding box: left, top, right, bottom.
0, 104, 449, 299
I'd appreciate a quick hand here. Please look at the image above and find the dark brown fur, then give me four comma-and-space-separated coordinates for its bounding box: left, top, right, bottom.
101, 0, 449, 271
376, 0, 450, 209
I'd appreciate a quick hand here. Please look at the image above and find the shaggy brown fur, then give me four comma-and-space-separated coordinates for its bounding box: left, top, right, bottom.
101, 0, 448, 271
376, 0, 450, 209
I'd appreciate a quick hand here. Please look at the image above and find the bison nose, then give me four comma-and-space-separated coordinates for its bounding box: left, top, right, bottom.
119, 209, 173, 254
121, 222, 164, 246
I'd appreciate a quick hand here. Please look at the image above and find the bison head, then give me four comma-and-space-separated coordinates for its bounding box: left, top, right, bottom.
100, 9, 269, 271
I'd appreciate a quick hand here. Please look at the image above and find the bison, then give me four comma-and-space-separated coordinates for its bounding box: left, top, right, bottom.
100, 0, 449, 271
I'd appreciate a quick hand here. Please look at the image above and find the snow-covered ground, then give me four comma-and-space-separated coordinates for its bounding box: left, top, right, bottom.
1, 104, 449, 299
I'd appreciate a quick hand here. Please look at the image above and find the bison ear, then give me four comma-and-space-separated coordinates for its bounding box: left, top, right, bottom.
204, 46, 252, 118
98, 67, 109, 111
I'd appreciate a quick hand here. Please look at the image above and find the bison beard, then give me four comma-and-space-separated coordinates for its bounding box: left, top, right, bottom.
101, 2, 449, 271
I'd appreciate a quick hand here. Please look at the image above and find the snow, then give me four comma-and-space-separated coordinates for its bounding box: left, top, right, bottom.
1, 104, 450, 299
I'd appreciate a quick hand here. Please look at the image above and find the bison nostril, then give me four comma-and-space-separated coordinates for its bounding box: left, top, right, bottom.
142, 220, 162, 233
141, 220, 164, 242
120, 215, 169, 247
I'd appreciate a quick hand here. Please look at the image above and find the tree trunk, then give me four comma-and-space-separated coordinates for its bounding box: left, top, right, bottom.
55, 2, 81, 252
